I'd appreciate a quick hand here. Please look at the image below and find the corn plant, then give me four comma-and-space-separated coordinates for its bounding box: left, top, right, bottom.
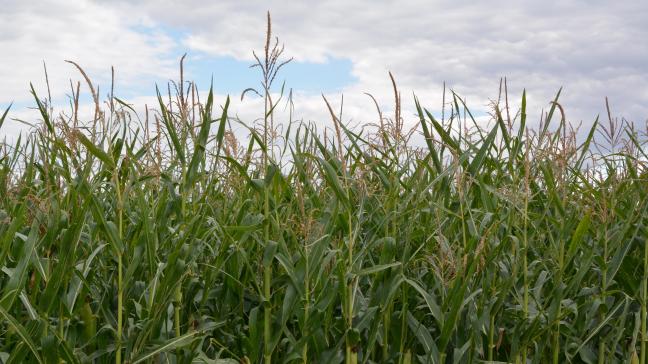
1, 16, 648, 364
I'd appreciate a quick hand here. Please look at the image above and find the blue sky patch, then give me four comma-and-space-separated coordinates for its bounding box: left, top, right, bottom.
184, 54, 355, 95
120, 23, 356, 99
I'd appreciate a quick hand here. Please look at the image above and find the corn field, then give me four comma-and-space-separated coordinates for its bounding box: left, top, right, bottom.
1, 18, 648, 364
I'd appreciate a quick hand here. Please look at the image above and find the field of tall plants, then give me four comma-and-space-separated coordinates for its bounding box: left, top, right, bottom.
2, 17, 648, 364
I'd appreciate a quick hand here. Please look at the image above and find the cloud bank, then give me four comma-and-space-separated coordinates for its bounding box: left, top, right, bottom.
1, 0, 647, 139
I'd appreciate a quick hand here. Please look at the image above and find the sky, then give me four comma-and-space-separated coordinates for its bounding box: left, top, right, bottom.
1, 0, 647, 140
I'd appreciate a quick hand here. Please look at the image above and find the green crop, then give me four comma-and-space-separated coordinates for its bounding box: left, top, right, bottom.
1, 14, 647, 364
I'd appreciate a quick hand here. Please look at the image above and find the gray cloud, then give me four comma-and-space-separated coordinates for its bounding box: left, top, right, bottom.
0, 0, 177, 104
111, 0, 647, 131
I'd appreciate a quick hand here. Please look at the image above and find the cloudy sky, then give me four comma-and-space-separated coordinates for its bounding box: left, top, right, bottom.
1, 0, 647, 140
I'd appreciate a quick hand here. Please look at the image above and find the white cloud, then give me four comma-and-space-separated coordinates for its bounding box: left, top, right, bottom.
0, 0, 177, 106
113, 0, 648, 131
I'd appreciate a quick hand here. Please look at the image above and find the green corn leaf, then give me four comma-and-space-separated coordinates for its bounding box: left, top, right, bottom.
131, 331, 201, 364
0, 306, 43, 363
76, 132, 115, 168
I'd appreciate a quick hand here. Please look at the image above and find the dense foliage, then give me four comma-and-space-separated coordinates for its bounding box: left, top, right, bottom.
1, 19, 648, 364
